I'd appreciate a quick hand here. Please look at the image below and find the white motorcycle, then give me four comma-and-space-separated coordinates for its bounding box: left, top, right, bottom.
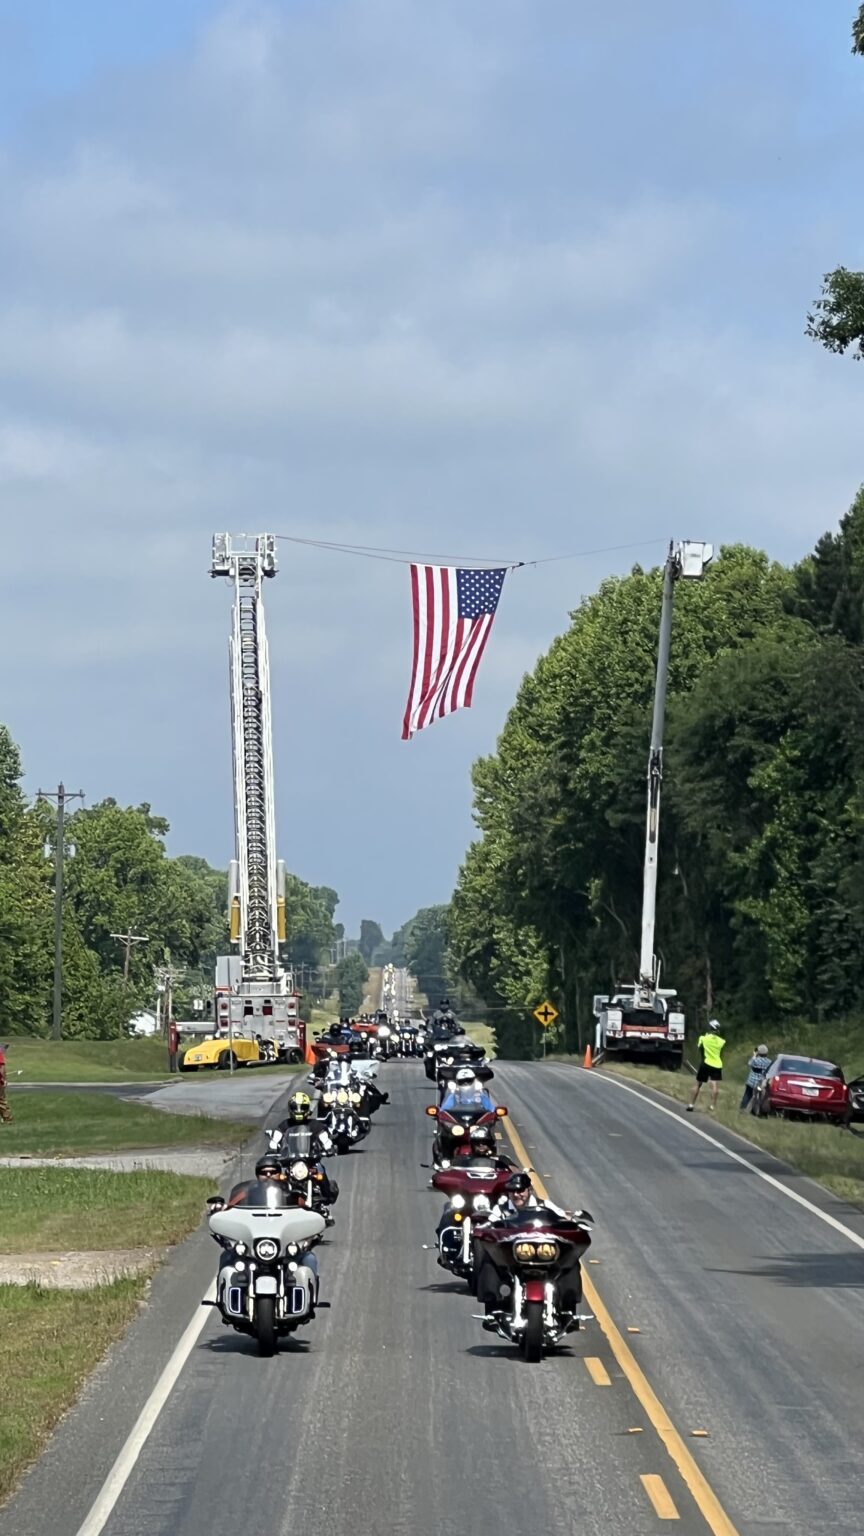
209, 1201, 325, 1356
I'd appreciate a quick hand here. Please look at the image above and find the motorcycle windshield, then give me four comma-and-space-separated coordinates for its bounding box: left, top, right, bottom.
284, 1129, 314, 1158
440, 1089, 495, 1114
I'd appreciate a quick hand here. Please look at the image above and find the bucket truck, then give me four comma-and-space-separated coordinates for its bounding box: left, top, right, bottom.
210, 533, 304, 1064
593, 540, 713, 1069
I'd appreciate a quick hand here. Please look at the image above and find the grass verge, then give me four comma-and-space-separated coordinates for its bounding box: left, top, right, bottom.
1, 1037, 174, 1083
0, 1091, 253, 1157
0, 1279, 146, 1506
0, 1167, 211, 1254
601, 1061, 864, 1209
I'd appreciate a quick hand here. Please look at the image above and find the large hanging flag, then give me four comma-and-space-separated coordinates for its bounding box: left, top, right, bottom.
402, 565, 507, 739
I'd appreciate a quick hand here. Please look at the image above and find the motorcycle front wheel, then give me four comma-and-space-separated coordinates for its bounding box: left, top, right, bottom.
255, 1296, 277, 1357
523, 1300, 544, 1364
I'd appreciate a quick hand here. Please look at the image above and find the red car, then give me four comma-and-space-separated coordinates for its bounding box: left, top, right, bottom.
752, 1054, 851, 1125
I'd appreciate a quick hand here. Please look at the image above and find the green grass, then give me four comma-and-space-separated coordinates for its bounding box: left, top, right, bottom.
0, 1091, 253, 1157
0, 1167, 211, 1254
1, 1037, 174, 1083
602, 1057, 864, 1209
0, 1279, 146, 1506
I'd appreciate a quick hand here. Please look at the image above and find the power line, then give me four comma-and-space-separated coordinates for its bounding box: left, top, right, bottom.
273, 533, 667, 570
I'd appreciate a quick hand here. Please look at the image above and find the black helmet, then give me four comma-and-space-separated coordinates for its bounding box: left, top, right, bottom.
255, 1154, 283, 1178
506, 1172, 533, 1195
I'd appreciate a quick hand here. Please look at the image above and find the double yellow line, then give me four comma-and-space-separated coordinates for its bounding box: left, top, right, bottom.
502, 1113, 741, 1536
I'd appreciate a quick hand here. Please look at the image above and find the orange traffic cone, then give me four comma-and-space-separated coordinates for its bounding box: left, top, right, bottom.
583, 1043, 593, 1070
304, 1040, 317, 1067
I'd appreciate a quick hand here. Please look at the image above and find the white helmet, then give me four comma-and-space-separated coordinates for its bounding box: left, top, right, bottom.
455, 1067, 476, 1083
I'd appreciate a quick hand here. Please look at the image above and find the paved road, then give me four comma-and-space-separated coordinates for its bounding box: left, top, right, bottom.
6, 1062, 864, 1536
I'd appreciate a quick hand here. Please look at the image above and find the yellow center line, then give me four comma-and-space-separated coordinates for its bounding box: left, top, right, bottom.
584, 1356, 612, 1387
502, 1113, 741, 1536
641, 1474, 680, 1520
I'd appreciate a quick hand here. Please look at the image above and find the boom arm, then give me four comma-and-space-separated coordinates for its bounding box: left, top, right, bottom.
212, 534, 286, 983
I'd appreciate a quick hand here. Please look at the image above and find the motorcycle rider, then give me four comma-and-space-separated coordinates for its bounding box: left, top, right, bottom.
269, 1092, 339, 1213
208, 1154, 320, 1290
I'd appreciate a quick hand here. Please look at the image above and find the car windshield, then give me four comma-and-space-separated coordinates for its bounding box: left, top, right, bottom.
776, 1057, 843, 1080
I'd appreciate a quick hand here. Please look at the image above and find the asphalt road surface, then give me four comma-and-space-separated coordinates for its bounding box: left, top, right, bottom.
6, 1062, 864, 1536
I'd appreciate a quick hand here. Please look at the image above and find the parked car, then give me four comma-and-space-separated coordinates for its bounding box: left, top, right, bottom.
848, 1075, 864, 1124
179, 1033, 263, 1072
751, 1054, 851, 1125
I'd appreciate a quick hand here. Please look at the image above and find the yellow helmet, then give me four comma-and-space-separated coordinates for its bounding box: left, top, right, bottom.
288, 1091, 312, 1121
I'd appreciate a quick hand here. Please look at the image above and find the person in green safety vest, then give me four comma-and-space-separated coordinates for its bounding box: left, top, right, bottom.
686, 1019, 726, 1113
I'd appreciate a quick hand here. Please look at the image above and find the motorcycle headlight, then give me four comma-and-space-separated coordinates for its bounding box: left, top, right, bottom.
450, 1194, 466, 1210
473, 1195, 491, 1213
450, 1125, 465, 1137
323, 1092, 334, 1104
337, 1090, 349, 1104
378, 1026, 391, 1038
290, 1160, 309, 1180
470, 1125, 488, 1137
255, 1237, 279, 1261
513, 1239, 559, 1263
233, 1241, 247, 1257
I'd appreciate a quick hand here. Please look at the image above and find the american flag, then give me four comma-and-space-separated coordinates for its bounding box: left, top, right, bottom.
402, 565, 507, 740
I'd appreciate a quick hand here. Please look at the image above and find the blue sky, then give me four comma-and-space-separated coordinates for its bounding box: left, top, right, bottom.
0, 0, 862, 936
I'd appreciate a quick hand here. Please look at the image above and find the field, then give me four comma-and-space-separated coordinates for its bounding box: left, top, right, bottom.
0, 1280, 146, 1505
1, 1091, 254, 1157
0, 1166, 211, 1253
2, 1036, 173, 1082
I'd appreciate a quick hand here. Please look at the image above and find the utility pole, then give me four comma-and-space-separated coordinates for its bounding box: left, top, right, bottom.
111, 928, 149, 986
37, 783, 84, 1041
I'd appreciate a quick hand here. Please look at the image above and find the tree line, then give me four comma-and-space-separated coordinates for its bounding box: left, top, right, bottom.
447, 496, 864, 1057
0, 726, 339, 1038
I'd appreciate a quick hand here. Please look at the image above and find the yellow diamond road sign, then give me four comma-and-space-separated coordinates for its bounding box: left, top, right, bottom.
534, 1001, 558, 1028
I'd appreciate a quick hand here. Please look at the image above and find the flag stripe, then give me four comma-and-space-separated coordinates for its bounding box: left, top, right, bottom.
401, 563, 422, 739
447, 613, 489, 715
462, 613, 495, 708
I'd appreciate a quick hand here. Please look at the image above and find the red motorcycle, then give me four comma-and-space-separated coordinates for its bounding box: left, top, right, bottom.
472, 1205, 594, 1362
425, 1095, 507, 1168
432, 1157, 516, 1284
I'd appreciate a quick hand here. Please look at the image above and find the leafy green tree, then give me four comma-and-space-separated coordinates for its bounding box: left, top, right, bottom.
285, 878, 338, 966
0, 730, 53, 1034
336, 951, 368, 1016
806, 12, 864, 358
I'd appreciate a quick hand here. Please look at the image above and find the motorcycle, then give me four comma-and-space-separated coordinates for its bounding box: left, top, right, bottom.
431, 1159, 515, 1284
265, 1124, 337, 1221
426, 1096, 507, 1168
472, 1205, 593, 1362
208, 1201, 325, 1356
319, 1085, 368, 1153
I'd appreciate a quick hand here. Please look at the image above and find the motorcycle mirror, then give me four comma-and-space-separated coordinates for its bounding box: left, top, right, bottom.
495, 1105, 508, 1118
419, 1163, 431, 1169
425, 1105, 438, 1118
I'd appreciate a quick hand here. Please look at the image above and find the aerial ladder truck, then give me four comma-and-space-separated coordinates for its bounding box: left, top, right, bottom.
593, 540, 712, 1069
210, 533, 304, 1063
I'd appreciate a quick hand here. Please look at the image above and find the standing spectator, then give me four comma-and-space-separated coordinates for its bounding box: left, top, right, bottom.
687, 1019, 726, 1113
740, 1044, 771, 1111
0, 1042, 12, 1124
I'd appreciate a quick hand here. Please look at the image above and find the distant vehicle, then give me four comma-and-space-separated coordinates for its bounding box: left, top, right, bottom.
847, 1075, 864, 1124
180, 1034, 265, 1072
751, 1055, 851, 1125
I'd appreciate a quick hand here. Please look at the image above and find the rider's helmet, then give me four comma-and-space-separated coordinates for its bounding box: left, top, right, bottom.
505, 1171, 533, 1195
255, 1153, 283, 1178
454, 1067, 476, 1084
286, 1091, 313, 1122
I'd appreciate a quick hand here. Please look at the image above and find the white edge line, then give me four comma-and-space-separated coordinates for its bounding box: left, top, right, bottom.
575, 1068, 864, 1253
75, 1281, 216, 1536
